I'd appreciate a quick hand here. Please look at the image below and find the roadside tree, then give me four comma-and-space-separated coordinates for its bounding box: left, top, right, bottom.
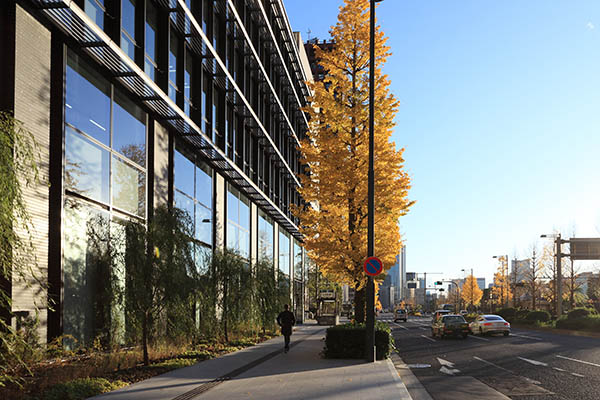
461, 275, 482, 310
295, 0, 413, 323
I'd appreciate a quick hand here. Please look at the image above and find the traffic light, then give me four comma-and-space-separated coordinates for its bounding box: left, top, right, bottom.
435, 281, 443, 285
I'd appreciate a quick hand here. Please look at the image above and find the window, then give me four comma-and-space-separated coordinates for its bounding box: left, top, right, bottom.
226, 184, 250, 258
63, 50, 147, 347
84, 0, 105, 29
294, 239, 302, 281
174, 144, 213, 248
184, 50, 193, 117
65, 51, 146, 218
121, 0, 136, 60
279, 229, 290, 280
258, 209, 273, 263
169, 32, 179, 104
144, 1, 158, 80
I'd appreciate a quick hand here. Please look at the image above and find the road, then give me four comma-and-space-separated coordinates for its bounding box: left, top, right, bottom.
378, 313, 600, 400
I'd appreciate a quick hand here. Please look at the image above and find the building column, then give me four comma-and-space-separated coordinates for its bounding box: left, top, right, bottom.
12, 4, 52, 341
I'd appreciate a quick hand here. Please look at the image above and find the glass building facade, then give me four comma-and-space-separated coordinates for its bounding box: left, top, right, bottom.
2, 0, 312, 344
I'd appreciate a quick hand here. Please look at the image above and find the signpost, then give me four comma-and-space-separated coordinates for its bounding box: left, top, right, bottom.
364, 256, 384, 277
569, 238, 600, 260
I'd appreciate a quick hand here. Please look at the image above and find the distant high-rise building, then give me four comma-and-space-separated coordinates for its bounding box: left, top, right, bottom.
511, 259, 530, 283
477, 278, 486, 290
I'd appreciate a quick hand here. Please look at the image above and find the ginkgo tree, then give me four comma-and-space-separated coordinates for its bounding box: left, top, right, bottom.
294, 0, 413, 323
461, 275, 483, 310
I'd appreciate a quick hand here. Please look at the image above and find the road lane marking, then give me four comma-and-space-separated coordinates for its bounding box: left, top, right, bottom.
557, 355, 600, 368
510, 333, 543, 341
473, 356, 512, 373
440, 365, 461, 375
420, 334, 436, 342
470, 335, 490, 341
393, 324, 409, 330
518, 357, 548, 367
571, 373, 585, 377
553, 367, 566, 372
419, 327, 428, 330
437, 357, 456, 367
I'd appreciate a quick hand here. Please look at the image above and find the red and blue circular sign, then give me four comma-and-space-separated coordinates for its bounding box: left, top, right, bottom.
364, 256, 384, 276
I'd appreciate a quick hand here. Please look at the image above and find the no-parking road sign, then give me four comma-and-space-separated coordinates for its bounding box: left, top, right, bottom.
363, 256, 384, 277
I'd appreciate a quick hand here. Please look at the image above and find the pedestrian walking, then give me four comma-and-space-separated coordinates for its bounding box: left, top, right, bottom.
277, 304, 296, 353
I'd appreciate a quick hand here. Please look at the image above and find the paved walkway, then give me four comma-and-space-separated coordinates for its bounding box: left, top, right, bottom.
91, 322, 412, 400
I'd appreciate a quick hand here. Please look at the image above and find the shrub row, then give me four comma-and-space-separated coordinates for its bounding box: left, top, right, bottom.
556, 315, 600, 331
324, 321, 393, 360
496, 308, 550, 323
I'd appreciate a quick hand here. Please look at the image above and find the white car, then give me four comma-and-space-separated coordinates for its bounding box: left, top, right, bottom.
469, 314, 510, 336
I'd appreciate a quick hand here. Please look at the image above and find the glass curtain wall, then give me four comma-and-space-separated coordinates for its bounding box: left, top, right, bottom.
278, 229, 290, 300
63, 50, 147, 346
226, 184, 250, 259
257, 209, 274, 264
174, 142, 213, 263
293, 239, 303, 321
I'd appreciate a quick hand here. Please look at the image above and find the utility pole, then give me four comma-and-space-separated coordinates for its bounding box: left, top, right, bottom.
366, 0, 384, 363
541, 233, 569, 317
556, 234, 563, 317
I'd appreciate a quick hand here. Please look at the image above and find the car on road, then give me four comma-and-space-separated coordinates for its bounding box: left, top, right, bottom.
469, 314, 510, 336
394, 308, 408, 322
431, 314, 470, 339
432, 309, 451, 322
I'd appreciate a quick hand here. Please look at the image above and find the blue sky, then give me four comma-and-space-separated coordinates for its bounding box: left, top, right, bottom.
284, 0, 600, 288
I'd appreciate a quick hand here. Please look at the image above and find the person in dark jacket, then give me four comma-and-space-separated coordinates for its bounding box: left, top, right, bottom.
277, 304, 296, 353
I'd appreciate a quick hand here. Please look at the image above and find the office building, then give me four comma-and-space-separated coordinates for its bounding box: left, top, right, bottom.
1, 0, 312, 344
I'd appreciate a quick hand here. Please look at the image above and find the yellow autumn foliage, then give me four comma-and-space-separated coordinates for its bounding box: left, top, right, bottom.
294, 0, 413, 294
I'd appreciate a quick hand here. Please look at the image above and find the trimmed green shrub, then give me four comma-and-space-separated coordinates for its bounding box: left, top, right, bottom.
43, 377, 127, 400
526, 310, 550, 322
324, 321, 392, 360
567, 307, 597, 320
516, 309, 530, 321
464, 313, 479, 323
497, 308, 516, 322
556, 315, 600, 331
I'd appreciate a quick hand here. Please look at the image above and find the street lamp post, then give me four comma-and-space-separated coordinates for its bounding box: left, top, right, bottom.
366, 0, 384, 363
541, 233, 567, 317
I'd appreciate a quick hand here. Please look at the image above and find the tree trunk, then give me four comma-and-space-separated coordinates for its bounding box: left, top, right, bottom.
142, 313, 149, 366
354, 283, 365, 323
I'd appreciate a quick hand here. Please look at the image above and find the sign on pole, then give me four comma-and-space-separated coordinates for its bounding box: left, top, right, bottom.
364, 256, 384, 277
570, 238, 600, 260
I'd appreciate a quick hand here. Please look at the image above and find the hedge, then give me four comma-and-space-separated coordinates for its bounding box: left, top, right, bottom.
525, 310, 550, 322
567, 307, 597, 320
556, 315, 600, 331
497, 307, 516, 322
324, 321, 393, 360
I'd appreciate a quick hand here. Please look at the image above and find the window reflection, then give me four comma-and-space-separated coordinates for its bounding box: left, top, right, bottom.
66, 52, 110, 145
113, 89, 146, 167
84, 0, 105, 29
279, 229, 290, 279
65, 127, 109, 204
174, 144, 213, 248
112, 155, 145, 217
258, 210, 273, 263
63, 199, 109, 346
226, 184, 250, 258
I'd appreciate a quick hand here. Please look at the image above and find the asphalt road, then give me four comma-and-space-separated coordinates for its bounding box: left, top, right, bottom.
378, 313, 600, 400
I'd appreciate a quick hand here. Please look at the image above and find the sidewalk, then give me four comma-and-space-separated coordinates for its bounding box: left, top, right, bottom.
91, 322, 412, 400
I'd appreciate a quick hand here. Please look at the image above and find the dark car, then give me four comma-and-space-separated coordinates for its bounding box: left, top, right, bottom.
394, 308, 408, 322
431, 314, 469, 339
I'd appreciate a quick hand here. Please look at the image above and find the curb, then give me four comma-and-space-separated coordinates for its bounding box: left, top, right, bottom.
389, 352, 433, 400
